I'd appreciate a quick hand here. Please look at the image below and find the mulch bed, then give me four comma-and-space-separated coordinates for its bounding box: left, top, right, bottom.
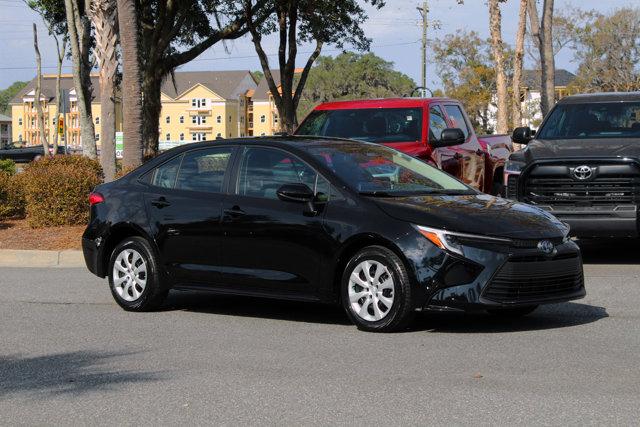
0, 218, 84, 251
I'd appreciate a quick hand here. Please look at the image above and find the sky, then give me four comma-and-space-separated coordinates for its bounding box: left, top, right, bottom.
0, 0, 635, 91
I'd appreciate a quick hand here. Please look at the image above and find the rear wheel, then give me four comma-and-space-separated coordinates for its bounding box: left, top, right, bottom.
341, 246, 414, 332
108, 237, 168, 311
486, 305, 538, 318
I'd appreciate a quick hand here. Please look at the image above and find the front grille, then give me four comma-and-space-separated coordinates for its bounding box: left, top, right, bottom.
524, 177, 640, 205
483, 254, 583, 303
506, 174, 518, 199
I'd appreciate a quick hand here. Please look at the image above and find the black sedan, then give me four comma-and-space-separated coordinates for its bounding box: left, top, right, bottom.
82, 136, 585, 332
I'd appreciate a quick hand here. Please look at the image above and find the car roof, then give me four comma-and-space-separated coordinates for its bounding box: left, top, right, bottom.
557, 92, 640, 104
312, 97, 457, 110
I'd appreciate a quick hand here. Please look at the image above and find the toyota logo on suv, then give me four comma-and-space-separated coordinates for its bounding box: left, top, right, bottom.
572, 165, 594, 180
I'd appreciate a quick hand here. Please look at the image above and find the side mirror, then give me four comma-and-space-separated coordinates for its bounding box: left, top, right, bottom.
512, 126, 533, 144
276, 183, 315, 203
432, 128, 465, 148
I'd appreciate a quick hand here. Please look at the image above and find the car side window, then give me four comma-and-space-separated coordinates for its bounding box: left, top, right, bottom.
238, 147, 326, 200
151, 155, 183, 189
444, 105, 470, 139
429, 106, 447, 142
174, 147, 233, 193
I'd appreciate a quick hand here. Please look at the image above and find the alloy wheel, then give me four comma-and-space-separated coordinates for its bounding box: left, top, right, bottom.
348, 260, 395, 322
112, 249, 147, 302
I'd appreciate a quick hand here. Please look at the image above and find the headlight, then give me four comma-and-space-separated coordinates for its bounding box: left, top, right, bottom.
414, 225, 512, 257
504, 160, 525, 174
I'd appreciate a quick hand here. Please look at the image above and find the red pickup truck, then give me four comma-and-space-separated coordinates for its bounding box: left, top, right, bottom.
295, 98, 512, 195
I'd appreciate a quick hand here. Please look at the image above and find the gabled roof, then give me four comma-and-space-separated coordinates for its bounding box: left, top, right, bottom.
253, 70, 281, 101
10, 75, 101, 104
522, 69, 576, 90
161, 70, 256, 100
0, 113, 11, 122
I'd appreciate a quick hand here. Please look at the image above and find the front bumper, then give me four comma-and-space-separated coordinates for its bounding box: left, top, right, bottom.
418, 240, 585, 312
536, 205, 638, 238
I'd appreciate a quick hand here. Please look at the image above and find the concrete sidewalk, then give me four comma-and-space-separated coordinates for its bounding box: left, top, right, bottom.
0, 249, 85, 268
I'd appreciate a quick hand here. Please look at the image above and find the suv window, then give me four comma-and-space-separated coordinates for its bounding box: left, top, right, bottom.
429, 106, 447, 142
444, 105, 470, 139
238, 147, 326, 200
175, 147, 233, 193
151, 155, 183, 189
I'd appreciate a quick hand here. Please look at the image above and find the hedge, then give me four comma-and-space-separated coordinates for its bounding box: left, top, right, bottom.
21, 155, 103, 228
0, 171, 25, 220
0, 159, 16, 175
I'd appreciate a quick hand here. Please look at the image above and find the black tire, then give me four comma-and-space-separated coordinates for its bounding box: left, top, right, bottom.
341, 245, 415, 332
108, 236, 168, 311
486, 305, 538, 318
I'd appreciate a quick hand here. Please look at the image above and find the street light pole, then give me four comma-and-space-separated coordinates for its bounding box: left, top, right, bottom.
417, 1, 428, 97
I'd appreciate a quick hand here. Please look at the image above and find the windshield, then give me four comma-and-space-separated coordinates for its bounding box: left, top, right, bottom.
538, 102, 640, 140
296, 108, 422, 144
303, 142, 472, 196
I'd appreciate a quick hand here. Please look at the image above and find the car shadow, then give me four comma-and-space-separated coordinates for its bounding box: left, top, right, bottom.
163, 290, 352, 326
410, 302, 608, 333
164, 291, 607, 333
0, 350, 162, 398
578, 238, 640, 264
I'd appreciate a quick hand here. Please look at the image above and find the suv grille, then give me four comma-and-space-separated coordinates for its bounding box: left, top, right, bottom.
482, 254, 583, 303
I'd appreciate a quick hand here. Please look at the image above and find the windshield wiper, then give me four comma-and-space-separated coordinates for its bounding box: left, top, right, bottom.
358, 191, 401, 197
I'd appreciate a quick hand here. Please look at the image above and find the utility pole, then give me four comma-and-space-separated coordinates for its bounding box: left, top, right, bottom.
417, 1, 428, 97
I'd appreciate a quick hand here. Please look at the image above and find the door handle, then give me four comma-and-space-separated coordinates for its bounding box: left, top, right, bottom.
224, 206, 246, 217
150, 197, 171, 208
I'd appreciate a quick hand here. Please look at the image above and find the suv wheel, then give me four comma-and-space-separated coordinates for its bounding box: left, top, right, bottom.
108, 236, 168, 311
341, 246, 414, 332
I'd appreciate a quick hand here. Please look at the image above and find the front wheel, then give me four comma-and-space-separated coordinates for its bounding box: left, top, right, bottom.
341, 246, 415, 332
108, 236, 168, 311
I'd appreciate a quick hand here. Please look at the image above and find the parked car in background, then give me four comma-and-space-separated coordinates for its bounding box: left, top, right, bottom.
82, 136, 584, 332
505, 92, 640, 238
0, 142, 66, 163
295, 98, 512, 195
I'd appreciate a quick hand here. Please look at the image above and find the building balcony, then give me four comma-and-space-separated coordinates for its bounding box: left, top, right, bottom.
188, 110, 212, 117
187, 124, 213, 130
187, 106, 211, 113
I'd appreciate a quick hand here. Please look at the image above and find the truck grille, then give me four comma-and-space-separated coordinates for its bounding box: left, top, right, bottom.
522, 162, 640, 206
482, 254, 584, 304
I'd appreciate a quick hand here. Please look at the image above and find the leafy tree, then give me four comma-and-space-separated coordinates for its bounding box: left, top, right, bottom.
0, 82, 28, 116
297, 52, 415, 119
244, 0, 385, 133
251, 70, 264, 82
569, 8, 640, 92
433, 31, 512, 134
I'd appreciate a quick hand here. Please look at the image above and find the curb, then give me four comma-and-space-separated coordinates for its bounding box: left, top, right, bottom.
0, 249, 85, 268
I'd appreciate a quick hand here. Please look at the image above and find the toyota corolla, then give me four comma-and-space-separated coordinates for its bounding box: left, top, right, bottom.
82, 137, 586, 332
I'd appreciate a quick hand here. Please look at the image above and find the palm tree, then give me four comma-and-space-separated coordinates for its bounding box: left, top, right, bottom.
117, 0, 143, 169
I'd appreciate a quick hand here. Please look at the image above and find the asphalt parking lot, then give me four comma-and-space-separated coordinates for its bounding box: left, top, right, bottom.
1, 240, 639, 425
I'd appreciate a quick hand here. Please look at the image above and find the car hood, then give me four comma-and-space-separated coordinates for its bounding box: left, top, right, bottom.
373, 194, 567, 239
523, 138, 640, 161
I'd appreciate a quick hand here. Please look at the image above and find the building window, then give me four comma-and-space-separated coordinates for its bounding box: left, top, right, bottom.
95, 117, 100, 125
95, 133, 100, 141
274, 114, 279, 124
192, 115, 206, 125
241, 133, 245, 137
18, 118, 22, 126
229, 115, 232, 123
179, 116, 184, 124
165, 133, 171, 141
216, 115, 221, 124
179, 133, 184, 141
191, 99, 196, 107
260, 115, 266, 123
165, 116, 170, 124
260, 133, 266, 136
18, 135, 23, 141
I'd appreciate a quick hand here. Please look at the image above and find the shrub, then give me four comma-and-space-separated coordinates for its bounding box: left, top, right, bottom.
0, 171, 26, 220
0, 159, 16, 175
21, 155, 103, 227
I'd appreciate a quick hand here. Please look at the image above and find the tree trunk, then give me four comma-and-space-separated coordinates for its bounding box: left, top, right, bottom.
488, 0, 509, 134
141, 71, 162, 160
540, 0, 555, 116
64, 0, 97, 158
512, 0, 527, 129
52, 44, 62, 154
32, 24, 49, 156
117, 0, 143, 169
91, 0, 119, 181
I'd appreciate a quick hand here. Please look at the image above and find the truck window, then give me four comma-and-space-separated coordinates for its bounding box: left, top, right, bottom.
429, 106, 447, 142
296, 108, 422, 144
444, 105, 470, 139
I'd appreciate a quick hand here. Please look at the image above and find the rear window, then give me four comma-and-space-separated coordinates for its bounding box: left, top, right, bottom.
297, 108, 422, 144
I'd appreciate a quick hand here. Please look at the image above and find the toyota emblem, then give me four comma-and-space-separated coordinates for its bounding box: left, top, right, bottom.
537, 240, 555, 255
573, 165, 593, 180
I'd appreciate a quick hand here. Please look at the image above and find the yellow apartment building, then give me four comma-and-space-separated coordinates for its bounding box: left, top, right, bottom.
9, 74, 122, 149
